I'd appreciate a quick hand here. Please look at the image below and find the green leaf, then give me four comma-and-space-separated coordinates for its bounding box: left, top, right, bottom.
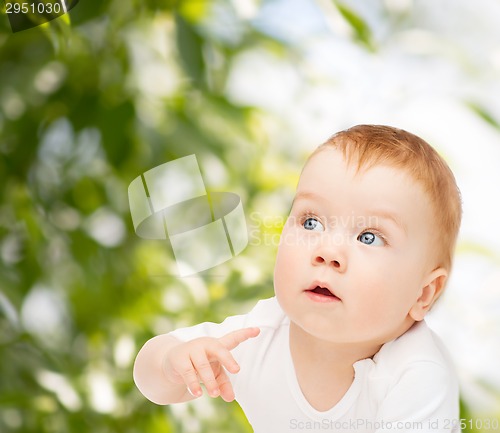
466, 101, 500, 130
334, 1, 375, 51
174, 12, 206, 88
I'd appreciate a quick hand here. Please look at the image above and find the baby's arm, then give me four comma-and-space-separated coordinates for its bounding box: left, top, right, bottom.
133, 327, 260, 405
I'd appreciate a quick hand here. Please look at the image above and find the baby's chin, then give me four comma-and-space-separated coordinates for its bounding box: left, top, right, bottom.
286, 309, 339, 338
288, 310, 404, 349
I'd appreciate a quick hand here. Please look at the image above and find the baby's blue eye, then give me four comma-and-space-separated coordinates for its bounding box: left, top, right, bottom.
303, 217, 324, 231
358, 231, 384, 246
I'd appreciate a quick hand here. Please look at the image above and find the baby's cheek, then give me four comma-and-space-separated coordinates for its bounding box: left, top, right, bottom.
350, 280, 391, 317
275, 253, 294, 281
276, 229, 305, 261
357, 282, 412, 328
273, 246, 292, 289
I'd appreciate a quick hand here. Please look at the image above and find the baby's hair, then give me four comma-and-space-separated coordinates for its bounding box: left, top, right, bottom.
312, 124, 462, 274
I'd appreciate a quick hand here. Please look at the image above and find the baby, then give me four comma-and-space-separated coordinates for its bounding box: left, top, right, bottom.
133, 125, 462, 433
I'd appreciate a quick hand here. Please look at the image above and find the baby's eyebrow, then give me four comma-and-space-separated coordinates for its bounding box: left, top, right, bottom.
292, 191, 324, 204
365, 209, 407, 234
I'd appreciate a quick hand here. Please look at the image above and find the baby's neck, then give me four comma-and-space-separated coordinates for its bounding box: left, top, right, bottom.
289, 322, 383, 411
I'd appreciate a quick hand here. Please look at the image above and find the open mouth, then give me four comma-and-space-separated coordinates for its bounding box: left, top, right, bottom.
305, 284, 341, 302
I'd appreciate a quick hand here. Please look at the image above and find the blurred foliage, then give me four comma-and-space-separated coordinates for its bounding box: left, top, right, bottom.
0, 0, 309, 431
0, 0, 499, 432
0, 1, 282, 432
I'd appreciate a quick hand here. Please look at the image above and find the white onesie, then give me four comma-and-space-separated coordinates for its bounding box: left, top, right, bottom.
170, 297, 460, 433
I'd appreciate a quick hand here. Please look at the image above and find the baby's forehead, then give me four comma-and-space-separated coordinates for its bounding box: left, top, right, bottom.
298, 149, 433, 212
302, 147, 419, 185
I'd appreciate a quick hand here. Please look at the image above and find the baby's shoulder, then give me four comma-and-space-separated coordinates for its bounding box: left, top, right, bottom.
373, 321, 452, 373
365, 322, 459, 414
245, 296, 289, 330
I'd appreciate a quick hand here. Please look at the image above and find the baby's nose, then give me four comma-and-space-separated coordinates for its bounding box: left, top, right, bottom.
312, 245, 346, 272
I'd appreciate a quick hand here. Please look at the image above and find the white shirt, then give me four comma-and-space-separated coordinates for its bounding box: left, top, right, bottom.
170, 297, 460, 433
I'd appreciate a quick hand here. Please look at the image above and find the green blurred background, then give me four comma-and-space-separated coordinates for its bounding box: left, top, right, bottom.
1, 0, 499, 432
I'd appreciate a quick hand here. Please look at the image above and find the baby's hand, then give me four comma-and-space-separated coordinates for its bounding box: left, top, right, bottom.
164, 327, 260, 402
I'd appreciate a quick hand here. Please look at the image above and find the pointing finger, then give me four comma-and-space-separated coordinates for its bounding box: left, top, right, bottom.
219, 327, 260, 351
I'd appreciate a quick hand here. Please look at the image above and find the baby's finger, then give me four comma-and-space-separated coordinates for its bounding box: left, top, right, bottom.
219, 327, 260, 351
206, 342, 241, 374
170, 356, 203, 398
190, 350, 220, 398
216, 369, 235, 402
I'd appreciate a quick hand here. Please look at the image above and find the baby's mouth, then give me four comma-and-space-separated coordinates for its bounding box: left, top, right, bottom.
305, 284, 341, 302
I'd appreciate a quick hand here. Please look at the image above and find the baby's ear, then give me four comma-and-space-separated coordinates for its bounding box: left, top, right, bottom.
409, 268, 448, 321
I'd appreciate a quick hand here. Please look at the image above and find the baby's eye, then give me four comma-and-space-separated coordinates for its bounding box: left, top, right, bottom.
303, 217, 324, 231
357, 231, 385, 246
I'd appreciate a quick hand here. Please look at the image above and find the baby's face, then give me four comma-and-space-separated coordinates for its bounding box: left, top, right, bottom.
274, 147, 438, 346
